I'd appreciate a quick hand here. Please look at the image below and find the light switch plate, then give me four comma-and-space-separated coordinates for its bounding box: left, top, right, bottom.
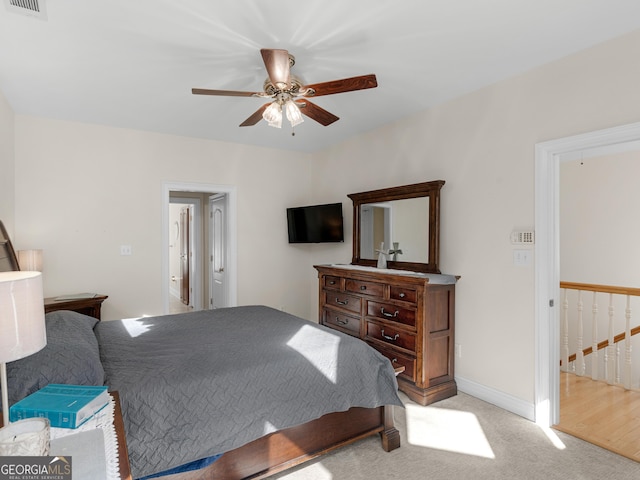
513, 249, 531, 266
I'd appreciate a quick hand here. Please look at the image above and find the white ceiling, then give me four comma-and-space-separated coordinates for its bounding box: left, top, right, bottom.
2, 1, 640, 153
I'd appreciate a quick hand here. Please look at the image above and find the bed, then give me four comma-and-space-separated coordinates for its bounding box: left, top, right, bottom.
4, 306, 403, 479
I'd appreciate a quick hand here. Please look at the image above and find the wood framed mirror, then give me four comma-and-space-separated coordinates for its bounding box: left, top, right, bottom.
348, 180, 444, 273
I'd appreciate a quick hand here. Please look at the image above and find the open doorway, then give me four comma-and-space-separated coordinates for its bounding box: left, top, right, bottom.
162, 182, 238, 314
534, 121, 640, 427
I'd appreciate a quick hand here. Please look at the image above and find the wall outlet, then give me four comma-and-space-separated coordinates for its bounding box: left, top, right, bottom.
120, 245, 132, 256
455, 343, 462, 358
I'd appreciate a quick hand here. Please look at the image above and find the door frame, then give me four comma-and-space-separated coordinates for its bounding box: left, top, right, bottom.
162, 182, 237, 314
534, 121, 640, 427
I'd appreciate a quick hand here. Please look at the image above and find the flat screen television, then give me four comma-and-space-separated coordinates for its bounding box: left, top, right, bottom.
287, 202, 344, 244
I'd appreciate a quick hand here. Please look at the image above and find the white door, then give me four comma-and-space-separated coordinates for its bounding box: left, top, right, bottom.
209, 194, 227, 309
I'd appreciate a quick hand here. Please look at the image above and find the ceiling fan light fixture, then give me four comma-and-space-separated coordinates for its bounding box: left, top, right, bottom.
262, 101, 282, 128
193, 49, 377, 129
284, 100, 304, 127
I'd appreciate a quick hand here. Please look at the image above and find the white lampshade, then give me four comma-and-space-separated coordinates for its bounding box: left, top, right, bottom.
0, 271, 46, 425
17, 250, 43, 272
0, 271, 46, 364
262, 101, 283, 128
284, 100, 304, 127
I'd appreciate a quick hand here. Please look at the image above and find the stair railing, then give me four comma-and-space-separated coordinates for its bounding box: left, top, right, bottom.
560, 282, 640, 390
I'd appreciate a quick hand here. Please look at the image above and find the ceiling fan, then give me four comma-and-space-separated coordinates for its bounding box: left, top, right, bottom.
192, 48, 378, 129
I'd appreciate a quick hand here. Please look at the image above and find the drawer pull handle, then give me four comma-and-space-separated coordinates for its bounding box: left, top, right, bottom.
391, 358, 398, 364
381, 329, 400, 341
336, 317, 348, 326
360, 285, 367, 290
335, 298, 349, 305
399, 292, 406, 298
380, 307, 399, 318
329, 280, 336, 285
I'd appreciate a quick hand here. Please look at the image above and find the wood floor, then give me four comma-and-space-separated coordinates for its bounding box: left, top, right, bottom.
554, 372, 640, 462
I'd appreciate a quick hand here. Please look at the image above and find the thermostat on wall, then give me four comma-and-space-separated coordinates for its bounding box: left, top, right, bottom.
511, 230, 535, 244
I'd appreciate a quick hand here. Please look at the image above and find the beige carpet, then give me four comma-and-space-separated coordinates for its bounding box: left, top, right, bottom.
270, 392, 640, 480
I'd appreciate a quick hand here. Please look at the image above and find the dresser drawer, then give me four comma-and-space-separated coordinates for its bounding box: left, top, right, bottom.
374, 345, 416, 382
324, 291, 362, 315
345, 279, 384, 297
322, 308, 360, 336
365, 321, 416, 352
390, 285, 417, 304
323, 275, 342, 290
367, 301, 416, 327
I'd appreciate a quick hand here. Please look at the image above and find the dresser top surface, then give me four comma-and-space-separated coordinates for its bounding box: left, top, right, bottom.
316, 264, 458, 284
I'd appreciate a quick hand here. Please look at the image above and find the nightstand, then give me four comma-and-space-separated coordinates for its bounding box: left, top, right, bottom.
0, 392, 131, 480
112, 392, 132, 480
44, 294, 108, 320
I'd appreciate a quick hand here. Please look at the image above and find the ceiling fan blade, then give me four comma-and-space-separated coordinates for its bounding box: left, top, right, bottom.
261, 48, 291, 89
303, 74, 377, 97
295, 100, 339, 126
239, 103, 270, 127
192, 88, 261, 97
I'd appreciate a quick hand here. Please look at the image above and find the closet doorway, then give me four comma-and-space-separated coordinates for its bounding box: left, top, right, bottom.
162, 182, 238, 315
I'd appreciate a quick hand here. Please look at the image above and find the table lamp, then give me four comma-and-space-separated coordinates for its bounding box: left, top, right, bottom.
0, 271, 46, 426
17, 249, 43, 272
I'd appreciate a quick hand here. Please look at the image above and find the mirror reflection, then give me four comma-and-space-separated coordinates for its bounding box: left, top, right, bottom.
348, 180, 444, 273
359, 197, 429, 263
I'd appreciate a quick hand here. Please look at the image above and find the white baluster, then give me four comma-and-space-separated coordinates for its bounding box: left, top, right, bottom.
561, 289, 569, 372
624, 295, 632, 390
576, 290, 585, 376
605, 294, 616, 385
615, 343, 621, 384
591, 291, 599, 381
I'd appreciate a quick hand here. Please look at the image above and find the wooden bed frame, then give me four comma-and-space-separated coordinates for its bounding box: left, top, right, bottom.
159, 405, 400, 480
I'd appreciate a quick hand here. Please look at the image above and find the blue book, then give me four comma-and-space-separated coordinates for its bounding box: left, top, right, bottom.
10, 384, 110, 428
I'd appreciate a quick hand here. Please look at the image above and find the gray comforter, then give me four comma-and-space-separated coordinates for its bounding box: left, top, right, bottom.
95, 305, 403, 479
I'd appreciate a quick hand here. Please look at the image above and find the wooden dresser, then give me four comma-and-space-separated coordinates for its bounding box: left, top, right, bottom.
315, 264, 457, 406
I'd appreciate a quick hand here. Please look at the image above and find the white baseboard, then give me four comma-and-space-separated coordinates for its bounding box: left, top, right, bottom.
456, 376, 535, 422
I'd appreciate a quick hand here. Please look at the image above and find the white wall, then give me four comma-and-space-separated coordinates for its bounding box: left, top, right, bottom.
0, 90, 15, 234
308, 29, 640, 406
13, 116, 315, 321
561, 151, 640, 286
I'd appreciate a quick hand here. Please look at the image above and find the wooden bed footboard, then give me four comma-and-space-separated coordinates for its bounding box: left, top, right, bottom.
160, 405, 400, 480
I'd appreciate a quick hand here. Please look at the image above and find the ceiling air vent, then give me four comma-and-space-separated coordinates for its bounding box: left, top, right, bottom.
4, 0, 47, 20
